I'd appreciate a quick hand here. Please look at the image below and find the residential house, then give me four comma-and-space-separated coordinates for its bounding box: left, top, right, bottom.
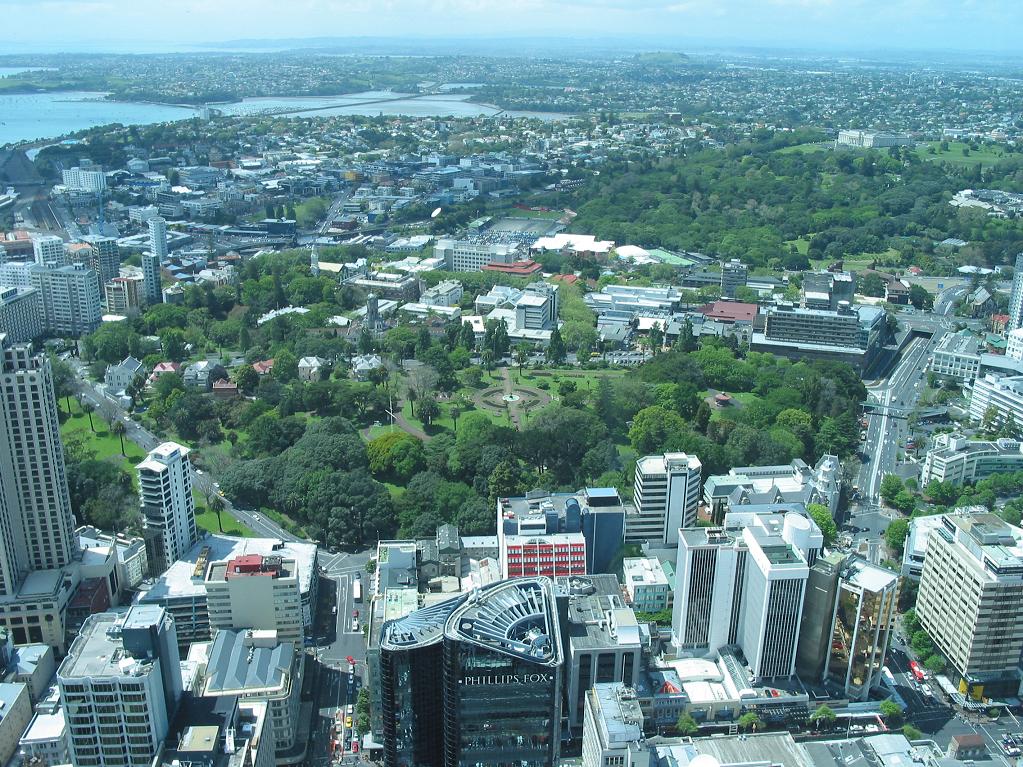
183, 360, 228, 390
351, 354, 384, 381
297, 356, 327, 382
104, 356, 145, 393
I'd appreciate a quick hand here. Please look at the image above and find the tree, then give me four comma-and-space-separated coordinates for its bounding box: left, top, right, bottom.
908, 284, 933, 310
676, 714, 699, 736
885, 518, 910, 553
209, 494, 226, 533
234, 364, 259, 394
272, 350, 298, 382
809, 705, 837, 730
737, 713, 763, 732
902, 724, 923, 740
807, 503, 838, 547
629, 406, 687, 455
878, 700, 903, 724
81, 402, 96, 433
545, 328, 567, 364
515, 344, 530, 378
880, 474, 903, 504
111, 420, 128, 456
982, 405, 999, 432
417, 396, 440, 426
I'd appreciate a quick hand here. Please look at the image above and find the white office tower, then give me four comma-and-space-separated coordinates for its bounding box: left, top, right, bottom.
136, 442, 198, 575
81, 236, 121, 284
0, 335, 77, 586
672, 509, 817, 681
28, 263, 102, 337
148, 217, 168, 260
1009, 253, 1023, 332
917, 513, 1023, 699
630, 452, 702, 545
31, 236, 67, 268
58, 605, 182, 767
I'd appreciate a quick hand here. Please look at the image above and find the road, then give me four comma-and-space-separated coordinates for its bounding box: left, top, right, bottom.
69, 359, 298, 541
886, 640, 1020, 764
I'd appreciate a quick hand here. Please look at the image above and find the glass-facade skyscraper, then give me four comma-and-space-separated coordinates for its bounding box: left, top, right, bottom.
380, 578, 563, 767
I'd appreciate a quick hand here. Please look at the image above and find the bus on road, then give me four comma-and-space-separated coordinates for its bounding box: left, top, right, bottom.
352, 579, 362, 602
909, 661, 925, 682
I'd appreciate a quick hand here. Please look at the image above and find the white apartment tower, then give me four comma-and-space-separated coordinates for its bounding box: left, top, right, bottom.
32, 236, 66, 268
61, 166, 107, 193
0, 334, 77, 586
29, 263, 102, 336
58, 605, 182, 767
1009, 253, 1023, 332
136, 442, 197, 574
672, 510, 818, 680
917, 513, 1023, 698
631, 452, 702, 545
148, 217, 168, 260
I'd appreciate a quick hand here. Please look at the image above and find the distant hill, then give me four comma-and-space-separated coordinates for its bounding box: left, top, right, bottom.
633, 52, 690, 65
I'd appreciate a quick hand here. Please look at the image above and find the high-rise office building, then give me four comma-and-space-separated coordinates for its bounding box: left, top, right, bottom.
143, 218, 167, 306
1008, 253, 1023, 332
103, 276, 144, 315
720, 258, 748, 299
917, 513, 1023, 699
380, 578, 563, 767
672, 508, 819, 680
28, 263, 102, 336
58, 605, 182, 767
137, 442, 198, 575
631, 452, 702, 544
0, 335, 77, 581
31, 236, 66, 268
142, 253, 162, 305
0, 286, 44, 343
796, 552, 899, 701
81, 236, 121, 285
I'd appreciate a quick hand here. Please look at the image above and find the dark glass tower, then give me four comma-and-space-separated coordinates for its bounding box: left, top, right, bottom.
380, 578, 563, 767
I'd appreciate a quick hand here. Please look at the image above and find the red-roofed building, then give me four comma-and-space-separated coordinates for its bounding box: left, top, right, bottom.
212, 378, 238, 399
992, 313, 1010, 334
147, 361, 182, 385
252, 359, 275, 376
482, 260, 544, 277
698, 301, 758, 324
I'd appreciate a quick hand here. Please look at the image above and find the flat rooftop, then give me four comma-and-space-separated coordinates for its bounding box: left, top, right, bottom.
139, 534, 317, 601
59, 609, 153, 679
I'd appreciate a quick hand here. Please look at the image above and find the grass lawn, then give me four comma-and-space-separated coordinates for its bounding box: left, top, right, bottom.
775, 141, 835, 155
195, 507, 254, 537
60, 399, 147, 476
810, 247, 901, 272
785, 237, 811, 255
498, 208, 562, 220
382, 482, 407, 500
915, 141, 1009, 168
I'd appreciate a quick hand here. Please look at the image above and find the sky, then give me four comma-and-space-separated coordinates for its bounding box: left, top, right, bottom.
2, 0, 1021, 54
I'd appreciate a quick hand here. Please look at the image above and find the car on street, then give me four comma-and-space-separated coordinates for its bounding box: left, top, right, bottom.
352, 609, 359, 618
352, 617, 360, 632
